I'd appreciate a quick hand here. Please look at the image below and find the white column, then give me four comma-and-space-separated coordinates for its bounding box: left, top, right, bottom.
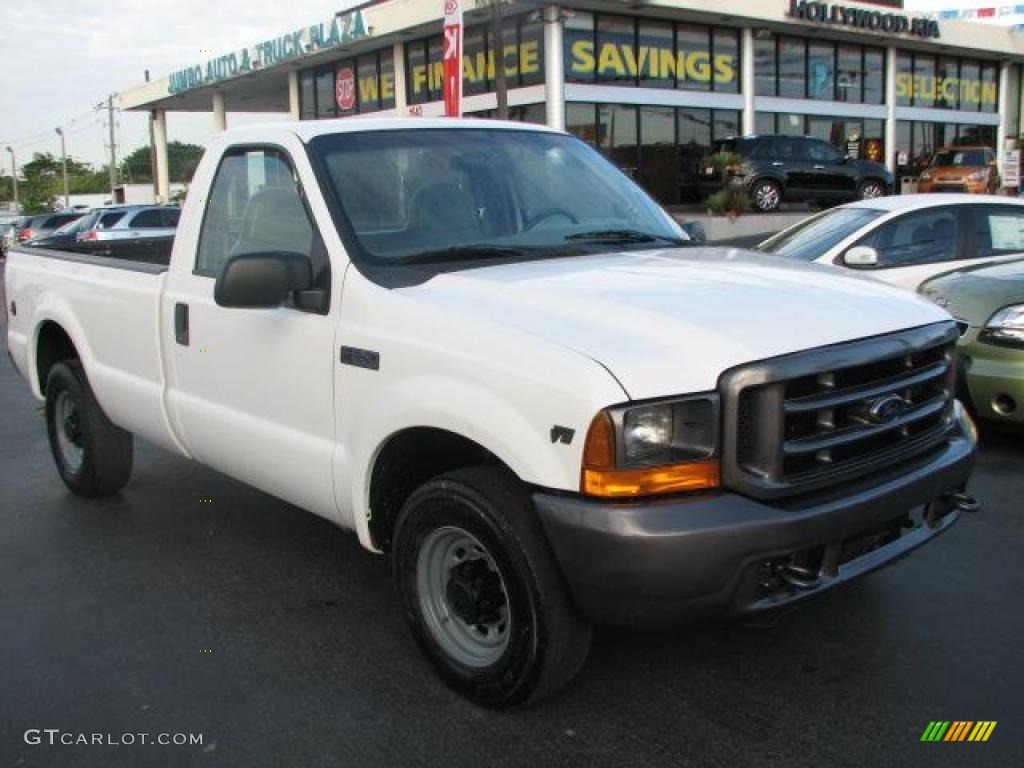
997, 61, 1011, 189
392, 41, 408, 113
741, 28, 755, 135
153, 109, 170, 204
288, 71, 300, 119
212, 91, 227, 132
543, 4, 565, 131
885, 46, 898, 176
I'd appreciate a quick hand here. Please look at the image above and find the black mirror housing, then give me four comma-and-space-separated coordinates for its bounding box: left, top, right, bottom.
214, 251, 312, 309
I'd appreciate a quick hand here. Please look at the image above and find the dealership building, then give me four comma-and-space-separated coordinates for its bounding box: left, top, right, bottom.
119, 0, 1024, 204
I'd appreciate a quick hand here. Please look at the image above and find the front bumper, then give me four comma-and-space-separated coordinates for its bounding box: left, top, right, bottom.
959, 329, 1024, 424
534, 419, 975, 627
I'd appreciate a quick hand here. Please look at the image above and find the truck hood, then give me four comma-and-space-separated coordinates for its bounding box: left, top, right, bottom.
403, 247, 952, 400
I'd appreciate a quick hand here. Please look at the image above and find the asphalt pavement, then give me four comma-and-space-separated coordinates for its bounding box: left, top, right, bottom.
0, 268, 1022, 768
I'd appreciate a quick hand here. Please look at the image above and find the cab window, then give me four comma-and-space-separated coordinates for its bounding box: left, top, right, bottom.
861, 208, 959, 267
970, 206, 1024, 258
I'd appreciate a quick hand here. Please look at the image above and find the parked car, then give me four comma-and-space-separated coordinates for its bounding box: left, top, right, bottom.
75, 204, 180, 245
757, 194, 1024, 290
699, 135, 893, 212
5, 119, 976, 706
5, 212, 83, 250
22, 214, 96, 250
919, 257, 1024, 426
918, 146, 998, 195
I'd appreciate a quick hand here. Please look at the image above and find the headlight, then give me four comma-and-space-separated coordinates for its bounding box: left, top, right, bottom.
581, 395, 720, 498
920, 171, 932, 180
979, 304, 1024, 348
968, 170, 989, 181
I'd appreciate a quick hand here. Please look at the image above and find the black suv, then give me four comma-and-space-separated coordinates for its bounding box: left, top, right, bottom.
699, 135, 893, 212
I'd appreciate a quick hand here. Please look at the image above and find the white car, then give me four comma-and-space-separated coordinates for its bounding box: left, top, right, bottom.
757, 194, 1024, 290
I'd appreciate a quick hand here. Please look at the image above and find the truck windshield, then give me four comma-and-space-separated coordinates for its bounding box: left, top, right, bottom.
309, 128, 685, 266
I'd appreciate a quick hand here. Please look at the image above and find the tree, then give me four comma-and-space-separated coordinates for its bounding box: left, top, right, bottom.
7, 152, 107, 213
120, 141, 204, 184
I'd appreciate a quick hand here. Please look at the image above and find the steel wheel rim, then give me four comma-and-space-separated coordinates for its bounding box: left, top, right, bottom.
756, 183, 779, 210
54, 390, 84, 473
416, 525, 511, 668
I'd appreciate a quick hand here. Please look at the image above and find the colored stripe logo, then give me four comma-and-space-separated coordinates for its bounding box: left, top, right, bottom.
921, 721, 997, 742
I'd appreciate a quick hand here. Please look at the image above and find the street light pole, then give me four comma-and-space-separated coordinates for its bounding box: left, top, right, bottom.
5, 147, 18, 214
55, 127, 69, 210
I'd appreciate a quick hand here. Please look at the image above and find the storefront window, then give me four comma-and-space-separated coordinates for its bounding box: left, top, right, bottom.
463, 25, 487, 97
936, 57, 959, 110
754, 37, 776, 97
714, 111, 740, 140
598, 104, 639, 178
354, 55, 376, 114
566, 102, 598, 145
676, 24, 710, 92
712, 29, 740, 93
300, 71, 316, 120
519, 18, 544, 87
638, 19, 674, 89
564, 11, 595, 82
864, 48, 884, 105
808, 42, 835, 101
779, 37, 806, 99
405, 40, 428, 105
836, 45, 861, 103
895, 52, 912, 107
640, 106, 678, 203
777, 113, 805, 136
980, 63, 998, 114
755, 112, 775, 135
315, 66, 336, 119
596, 15, 635, 85
913, 55, 936, 108
959, 60, 980, 112
379, 49, 396, 110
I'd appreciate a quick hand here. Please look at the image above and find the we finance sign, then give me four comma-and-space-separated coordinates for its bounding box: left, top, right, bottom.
168, 10, 369, 95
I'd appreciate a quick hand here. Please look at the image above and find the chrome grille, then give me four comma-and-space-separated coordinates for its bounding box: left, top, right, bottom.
720, 323, 958, 501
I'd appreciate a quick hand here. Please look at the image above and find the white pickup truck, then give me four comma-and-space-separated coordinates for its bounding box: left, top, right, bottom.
4, 119, 977, 706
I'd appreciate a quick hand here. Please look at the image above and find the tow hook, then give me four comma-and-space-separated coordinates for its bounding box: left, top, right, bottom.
947, 492, 981, 513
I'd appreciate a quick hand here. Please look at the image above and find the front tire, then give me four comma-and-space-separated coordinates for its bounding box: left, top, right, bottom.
751, 178, 782, 212
45, 361, 133, 496
393, 466, 592, 707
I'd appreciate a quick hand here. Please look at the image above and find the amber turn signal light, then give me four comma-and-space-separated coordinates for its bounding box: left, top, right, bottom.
580, 411, 720, 498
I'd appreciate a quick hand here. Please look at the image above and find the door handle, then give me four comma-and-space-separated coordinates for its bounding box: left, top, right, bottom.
771, 161, 784, 167
174, 303, 189, 346
813, 165, 825, 170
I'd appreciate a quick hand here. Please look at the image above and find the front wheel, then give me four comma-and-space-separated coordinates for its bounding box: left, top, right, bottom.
393, 466, 592, 707
750, 179, 782, 212
45, 361, 133, 496
857, 179, 886, 200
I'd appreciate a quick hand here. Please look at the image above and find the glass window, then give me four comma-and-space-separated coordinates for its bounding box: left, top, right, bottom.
865, 208, 959, 267
564, 11, 595, 83
863, 119, 885, 164
913, 55, 936, 108
679, 107, 712, 201
864, 48, 884, 105
808, 42, 835, 100
895, 120, 912, 171
677, 24, 711, 92
566, 102, 597, 145
426, 36, 445, 102
980, 63, 998, 114
713, 110, 740, 141
379, 48, 396, 110
936, 57, 959, 109
162, 209, 181, 228
596, 15, 636, 85
639, 106, 677, 203
895, 51, 912, 107
518, 17, 545, 87
836, 45, 862, 103
639, 19, 674, 89
98, 212, 126, 229
355, 56, 378, 114
462, 25, 487, 96
598, 104, 639, 178
972, 207, 1024, 258
959, 60, 980, 112
755, 112, 775, 135
754, 37, 776, 97
486, 21, 514, 90
406, 40, 428, 104
511, 103, 546, 124
300, 71, 316, 120
804, 139, 845, 163
129, 209, 165, 228
197, 149, 316, 279
777, 113, 805, 136
712, 29, 740, 93
778, 37, 806, 99
758, 207, 884, 261
315, 66, 336, 119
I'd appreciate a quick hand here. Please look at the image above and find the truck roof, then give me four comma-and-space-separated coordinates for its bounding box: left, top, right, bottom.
219, 117, 562, 145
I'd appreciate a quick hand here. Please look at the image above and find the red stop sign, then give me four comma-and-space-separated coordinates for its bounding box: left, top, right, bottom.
336, 67, 356, 112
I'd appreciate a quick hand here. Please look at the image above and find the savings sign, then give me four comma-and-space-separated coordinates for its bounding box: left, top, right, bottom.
443, 0, 463, 116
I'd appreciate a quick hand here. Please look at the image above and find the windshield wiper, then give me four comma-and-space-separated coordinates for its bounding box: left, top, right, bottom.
395, 245, 528, 266
564, 229, 689, 246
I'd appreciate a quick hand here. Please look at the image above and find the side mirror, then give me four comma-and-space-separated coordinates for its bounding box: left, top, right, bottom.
214, 251, 312, 309
843, 245, 879, 268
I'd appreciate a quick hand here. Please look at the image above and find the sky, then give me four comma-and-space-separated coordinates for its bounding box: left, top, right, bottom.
0, 0, 344, 171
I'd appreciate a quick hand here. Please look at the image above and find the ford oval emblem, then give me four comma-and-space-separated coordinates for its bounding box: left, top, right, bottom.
868, 395, 908, 424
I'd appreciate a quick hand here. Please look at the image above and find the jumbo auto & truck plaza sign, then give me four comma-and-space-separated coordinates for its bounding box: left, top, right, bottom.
786, 0, 941, 38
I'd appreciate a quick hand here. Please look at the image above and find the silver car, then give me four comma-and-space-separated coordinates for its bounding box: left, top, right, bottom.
75, 205, 180, 245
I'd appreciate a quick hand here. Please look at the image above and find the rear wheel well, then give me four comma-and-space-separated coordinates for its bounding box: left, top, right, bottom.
369, 428, 505, 551
36, 322, 79, 395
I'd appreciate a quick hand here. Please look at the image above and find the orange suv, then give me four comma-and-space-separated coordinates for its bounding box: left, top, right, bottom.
918, 146, 999, 194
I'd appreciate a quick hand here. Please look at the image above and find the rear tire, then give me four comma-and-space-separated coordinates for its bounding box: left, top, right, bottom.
45, 361, 133, 497
751, 179, 782, 212
393, 466, 592, 707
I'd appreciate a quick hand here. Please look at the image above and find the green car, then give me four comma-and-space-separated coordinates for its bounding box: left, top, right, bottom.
919, 257, 1024, 426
